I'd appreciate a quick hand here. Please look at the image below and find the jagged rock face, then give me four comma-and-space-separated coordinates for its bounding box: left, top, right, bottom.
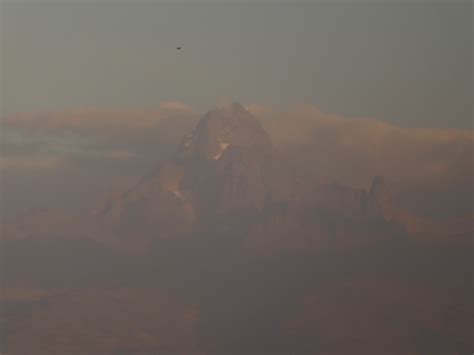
180, 102, 271, 160
94, 103, 272, 242
173, 102, 272, 217
192, 143, 272, 217
93, 103, 407, 249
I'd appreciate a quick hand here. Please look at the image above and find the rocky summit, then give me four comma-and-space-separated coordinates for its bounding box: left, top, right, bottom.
91, 103, 412, 251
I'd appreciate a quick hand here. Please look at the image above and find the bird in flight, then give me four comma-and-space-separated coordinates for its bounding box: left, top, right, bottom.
177, 46, 181, 50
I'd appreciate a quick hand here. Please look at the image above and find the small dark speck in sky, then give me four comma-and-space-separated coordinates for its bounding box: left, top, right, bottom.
177, 47, 181, 50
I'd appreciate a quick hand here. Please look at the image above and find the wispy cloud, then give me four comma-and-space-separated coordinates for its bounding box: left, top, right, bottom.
0, 156, 61, 170
1, 101, 194, 133
0, 101, 196, 170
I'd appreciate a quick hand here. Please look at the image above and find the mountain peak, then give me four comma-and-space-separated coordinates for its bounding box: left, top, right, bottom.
204, 102, 256, 128
180, 102, 271, 160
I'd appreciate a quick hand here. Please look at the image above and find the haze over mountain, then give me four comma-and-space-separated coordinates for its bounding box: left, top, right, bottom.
1, 2, 471, 353
5, 103, 470, 245
1, 103, 472, 354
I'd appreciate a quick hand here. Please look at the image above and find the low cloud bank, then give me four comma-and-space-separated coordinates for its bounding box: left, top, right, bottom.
2, 101, 194, 133
248, 104, 472, 187
251, 103, 473, 218
1, 102, 197, 169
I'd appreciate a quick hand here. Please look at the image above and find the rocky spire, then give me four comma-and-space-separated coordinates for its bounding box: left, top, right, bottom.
370, 176, 395, 221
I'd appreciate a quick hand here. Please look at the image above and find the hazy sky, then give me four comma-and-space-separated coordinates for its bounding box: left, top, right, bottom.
1, 1, 472, 128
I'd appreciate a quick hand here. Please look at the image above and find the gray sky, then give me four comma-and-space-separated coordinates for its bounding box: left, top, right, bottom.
1, 1, 472, 128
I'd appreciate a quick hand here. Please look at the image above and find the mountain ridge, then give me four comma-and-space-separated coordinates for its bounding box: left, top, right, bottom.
3, 103, 466, 252
89, 103, 433, 251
